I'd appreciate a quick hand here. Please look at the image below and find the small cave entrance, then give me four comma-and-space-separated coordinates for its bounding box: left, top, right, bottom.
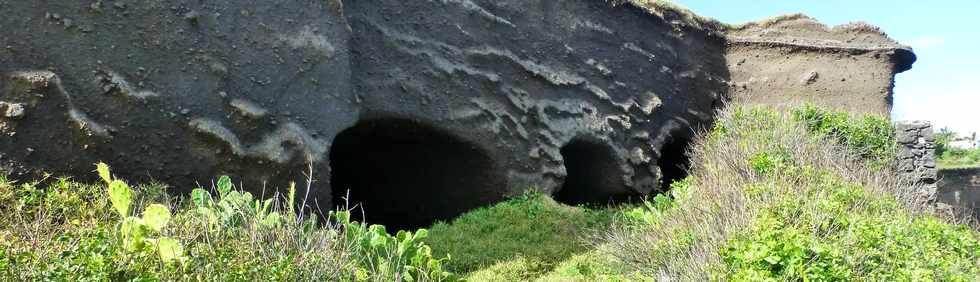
329, 118, 505, 231
657, 135, 693, 190
555, 139, 627, 206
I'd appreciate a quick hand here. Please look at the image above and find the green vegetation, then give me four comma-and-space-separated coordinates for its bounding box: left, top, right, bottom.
603, 105, 979, 280
424, 192, 633, 281
935, 130, 980, 169
0, 165, 453, 281
792, 104, 898, 164
2, 105, 977, 281
426, 192, 613, 273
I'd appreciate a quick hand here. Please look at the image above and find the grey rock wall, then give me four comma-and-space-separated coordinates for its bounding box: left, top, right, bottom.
0, 1, 920, 228
895, 120, 938, 194
0, 0, 728, 228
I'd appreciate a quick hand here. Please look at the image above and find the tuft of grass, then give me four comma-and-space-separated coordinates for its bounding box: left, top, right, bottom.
602, 105, 980, 281
424, 192, 619, 277
620, 0, 734, 31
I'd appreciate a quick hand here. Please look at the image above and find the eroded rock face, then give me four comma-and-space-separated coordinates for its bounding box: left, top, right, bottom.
345, 0, 727, 212
0, 0, 353, 206
0, 1, 911, 228
725, 15, 915, 116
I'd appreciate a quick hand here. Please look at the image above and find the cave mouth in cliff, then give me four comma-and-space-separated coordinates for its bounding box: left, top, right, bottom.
329, 118, 505, 231
556, 139, 627, 206
658, 136, 692, 190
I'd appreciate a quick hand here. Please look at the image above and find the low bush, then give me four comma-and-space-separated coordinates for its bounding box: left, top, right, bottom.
792, 104, 898, 164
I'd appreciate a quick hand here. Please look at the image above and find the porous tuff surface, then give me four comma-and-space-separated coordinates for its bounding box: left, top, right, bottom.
0, 0, 352, 205
0, 1, 912, 227
726, 15, 915, 116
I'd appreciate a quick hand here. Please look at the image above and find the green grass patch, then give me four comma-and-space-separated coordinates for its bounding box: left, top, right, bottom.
424, 192, 619, 277
935, 131, 980, 168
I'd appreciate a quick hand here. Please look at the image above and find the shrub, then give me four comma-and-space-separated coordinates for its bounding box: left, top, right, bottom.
336, 211, 455, 281
721, 161, 979, 281
792, 104, 898, 163
622, 177, 693, 226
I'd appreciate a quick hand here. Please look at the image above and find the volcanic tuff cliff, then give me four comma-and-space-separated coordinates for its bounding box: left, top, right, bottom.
0, 0, 914, 228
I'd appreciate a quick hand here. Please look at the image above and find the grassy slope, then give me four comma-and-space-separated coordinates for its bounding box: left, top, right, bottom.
2, 105, 978, 281
602, 105, 980, 280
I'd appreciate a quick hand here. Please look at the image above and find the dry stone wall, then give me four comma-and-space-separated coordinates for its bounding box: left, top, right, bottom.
893, 121, 980, 219
895, 121, 938, 193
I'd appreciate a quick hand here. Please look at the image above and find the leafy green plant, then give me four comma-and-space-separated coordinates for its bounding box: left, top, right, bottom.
623, 177, 693, 226
749, 150, 793, 177
721, 164, 980, 281
96, 163, 186, 264
333, 211, 455, 281
189, 175, 284, 229
792, 104, 897, 163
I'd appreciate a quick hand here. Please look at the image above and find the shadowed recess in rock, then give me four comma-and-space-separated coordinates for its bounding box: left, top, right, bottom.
329, 118, 506, 231
555, 139, 629, 206
658, 135, 693, 190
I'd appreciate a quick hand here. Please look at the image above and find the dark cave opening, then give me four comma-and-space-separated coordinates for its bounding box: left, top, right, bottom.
657, 135, 693, 190
555, 139, 628, 206
329, 118, 505, 231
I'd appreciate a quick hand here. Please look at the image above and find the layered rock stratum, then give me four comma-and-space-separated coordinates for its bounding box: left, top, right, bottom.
0, 0, 915, 227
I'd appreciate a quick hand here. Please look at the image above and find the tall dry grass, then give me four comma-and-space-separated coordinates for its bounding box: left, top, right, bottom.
600, 105, 977, 280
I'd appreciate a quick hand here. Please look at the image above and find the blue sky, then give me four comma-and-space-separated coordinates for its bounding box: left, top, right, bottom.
675, 0, 979, 134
